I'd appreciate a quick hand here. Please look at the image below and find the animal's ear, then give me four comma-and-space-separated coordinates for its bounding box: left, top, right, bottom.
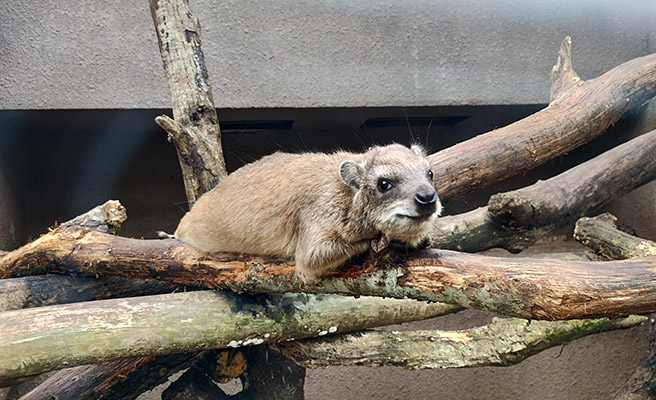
410, 144, 425, 157
339, 160, 363, 190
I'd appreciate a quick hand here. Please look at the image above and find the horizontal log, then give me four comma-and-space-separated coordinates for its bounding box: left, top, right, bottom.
0, 291, 455, 386
0, 275, 178, 311
2, 224, 656, 321
276, 315, 646, 369
432, 128, 656, 253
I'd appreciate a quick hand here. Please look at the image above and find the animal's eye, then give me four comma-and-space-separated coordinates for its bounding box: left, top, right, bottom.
377, 179, 393, 193
427, 170, 434, 181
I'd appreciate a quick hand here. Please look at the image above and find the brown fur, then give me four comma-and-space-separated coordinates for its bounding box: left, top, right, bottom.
175, 144, 441, 279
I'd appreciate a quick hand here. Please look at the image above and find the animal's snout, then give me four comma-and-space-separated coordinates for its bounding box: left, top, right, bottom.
414, 188, 437, 206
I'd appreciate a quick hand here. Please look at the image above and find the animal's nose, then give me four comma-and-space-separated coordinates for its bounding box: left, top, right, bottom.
415, 188, 437, 206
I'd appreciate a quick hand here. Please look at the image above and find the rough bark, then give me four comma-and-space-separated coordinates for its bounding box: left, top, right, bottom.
429, 38, 656, 201
3, 34, 656, 397
575, 213, 656, 260
3, 217, 656, 320
150, 0, 227, 203
91, 2, 233, 397
20, 353, 198, 400
237, 346, 305, 400
162, 365, 229, 400
159, 350, 247, 400
276, 315, 646, 369
432, 128, 656, 253
163, 346, 305, 400
0, 275, 178, 311
0, 291, 455, 386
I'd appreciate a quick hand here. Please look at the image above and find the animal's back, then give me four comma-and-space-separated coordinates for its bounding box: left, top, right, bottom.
175, 151, 344, 257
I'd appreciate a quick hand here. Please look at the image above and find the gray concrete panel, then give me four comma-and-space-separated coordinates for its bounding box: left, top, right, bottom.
1, 0, 655, 109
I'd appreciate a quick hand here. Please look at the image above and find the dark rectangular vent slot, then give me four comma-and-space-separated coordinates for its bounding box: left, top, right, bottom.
221, 120, 294, 132
360, 116, 468, 129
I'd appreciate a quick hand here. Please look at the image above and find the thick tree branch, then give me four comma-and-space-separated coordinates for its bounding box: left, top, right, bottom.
276, 315, 645, 369
575, 213, 656, 260
150, 0, 227, 202
0, 291, 454, 386
429, 43, 656, 201
2, 213, 656, 320
0, 275, 178, 311
432, 128, 656, 253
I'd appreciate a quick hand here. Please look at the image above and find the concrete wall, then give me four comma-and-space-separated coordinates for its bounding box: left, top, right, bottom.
1, 0, 655, 109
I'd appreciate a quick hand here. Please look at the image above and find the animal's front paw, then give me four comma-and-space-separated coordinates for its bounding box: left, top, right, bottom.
370, 236, 390, 254
416, 236, 431, 249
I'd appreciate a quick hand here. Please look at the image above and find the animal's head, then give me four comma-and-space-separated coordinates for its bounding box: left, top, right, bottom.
339, 144, 441, 243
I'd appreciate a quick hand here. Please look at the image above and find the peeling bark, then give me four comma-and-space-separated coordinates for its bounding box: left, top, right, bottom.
432, 128, 656, 253
2, 212, 656, 321
276, 315, 646, 369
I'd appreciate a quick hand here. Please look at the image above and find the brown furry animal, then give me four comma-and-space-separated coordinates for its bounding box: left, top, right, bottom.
175, 144, 441, 279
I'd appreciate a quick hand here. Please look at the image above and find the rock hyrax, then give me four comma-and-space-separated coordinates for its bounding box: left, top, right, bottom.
175, 144, 441, 279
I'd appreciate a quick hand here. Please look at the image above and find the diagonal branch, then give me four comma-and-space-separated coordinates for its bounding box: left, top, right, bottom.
429, 41, 656, 201
432, 127, 656, 253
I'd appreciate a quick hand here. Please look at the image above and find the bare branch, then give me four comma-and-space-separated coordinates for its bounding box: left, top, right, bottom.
0, 275, 178, 311
429, 46, 656, 200
276, 315, 646, 369
0, 291, 455, 386
149, 0, 227, 203
2, 219, 656, 320
575, 213, 656, 260
20, 354, 198, 400
432, 128, 656, 253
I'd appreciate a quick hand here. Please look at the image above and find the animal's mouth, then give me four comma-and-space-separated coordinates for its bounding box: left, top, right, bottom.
396, 213, 428, 221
